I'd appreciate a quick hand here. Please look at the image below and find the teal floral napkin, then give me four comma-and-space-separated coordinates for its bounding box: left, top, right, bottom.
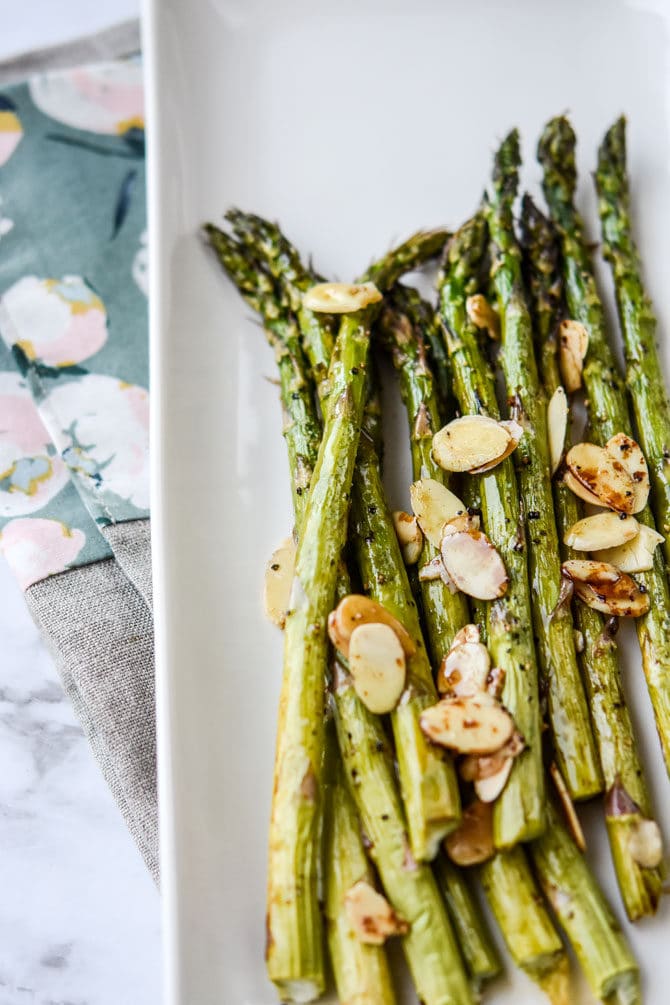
0, 60, 149, 590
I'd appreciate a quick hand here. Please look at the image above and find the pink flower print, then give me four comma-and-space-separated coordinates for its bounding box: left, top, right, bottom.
0, 372, 68, 517
0, 275, 107, 368
29, 62, 144, 136
0, 517, 85, 590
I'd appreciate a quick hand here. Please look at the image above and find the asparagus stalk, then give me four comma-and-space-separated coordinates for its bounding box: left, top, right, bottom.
530, 802, 640, 1005
434, 855, 502, 991
234, 213, 462, 860
438, 214, 545, 848
479, 848, 569, 1004
377, 286, 470, 668
487, 132, 602, 801
538, 116, 670, 775
596, 117, 670, 560
520, 194, 663, 920
324, 723, 396, 1005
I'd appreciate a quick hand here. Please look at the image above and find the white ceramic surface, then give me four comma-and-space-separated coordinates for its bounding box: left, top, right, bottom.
145, 1, 670, 1002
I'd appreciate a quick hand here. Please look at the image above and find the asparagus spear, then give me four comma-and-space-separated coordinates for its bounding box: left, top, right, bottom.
480, 847, 568, 1004
596, 117, 670, 560
538, 115, 670, 775
324, 724, 396, 1005
377, 286, 469, 668
438, 214, 545, 848
520, 194, 663, 921
233, 212, 462, 860
487, 132, 602, 801
210, 222, 476, 1000
433, 855, 502, 991
530, 802, 640, 1005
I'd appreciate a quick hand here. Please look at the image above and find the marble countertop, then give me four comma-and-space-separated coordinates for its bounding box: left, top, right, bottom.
0, 6, 161, 1004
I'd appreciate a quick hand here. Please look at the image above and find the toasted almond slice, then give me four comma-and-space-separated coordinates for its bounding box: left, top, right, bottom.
469, 419, 523, 474
466, 293, 500, 340
303, 281, 382, 314
628, 819, 663, 869
606, 433, 650, 514
559, 319, 589, 393
475, 758, 514, 803
550, 761, 586, 853
263, 537, 296, 628
563, 468, 604, 507
460, 730, 525, 782
344, 880, 409, 944
420, 694, 514, 754
440, 529, 509, 600
328, 594, 416, 660
432, 415, 512, 474
418, 556, 446, 581
349, 623, 406, 714
451, 624, 481, 648
445, 800, 494, 866
410, 478, 467, 548
486, 665, 506, 700
548, 386, 569, 475
437, 641, 491, 696
565, 441, 635, 514
392, 510, 423, 565
443, 511, 481, 535
593, 524, 665, 573
562, 559, 650, 618
564, 512, 640, 552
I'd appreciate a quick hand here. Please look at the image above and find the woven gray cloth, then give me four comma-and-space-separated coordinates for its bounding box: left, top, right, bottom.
27, 548, 159, 881
0, 18, 140, 84
103, 519, 154, 612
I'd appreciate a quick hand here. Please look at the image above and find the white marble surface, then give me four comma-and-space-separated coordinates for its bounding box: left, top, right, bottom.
0, 6, 161, 1005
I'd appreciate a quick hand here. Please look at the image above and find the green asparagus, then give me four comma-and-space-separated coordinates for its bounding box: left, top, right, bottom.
434, 855, 502, 991
539, 115, 670, 775
596, 117, 670, 560
530, 802, 640, 1005
520, 193, 663, 920
487, 132, 602, 800
438, 214, 545, 848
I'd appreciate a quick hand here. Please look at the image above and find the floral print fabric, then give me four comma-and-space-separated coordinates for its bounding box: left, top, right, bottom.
0, 58, 147, 588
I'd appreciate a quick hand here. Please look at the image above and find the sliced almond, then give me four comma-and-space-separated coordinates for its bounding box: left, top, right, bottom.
470, 419, 523, 474
445, 800, 494, 867
593, 524, 665, 573
392, 510, 423, 565
443, 511, 481, 535
302, 281, 382, 314
547, 386, 569, 475
628, 819, 663, 869
563, 468, 604, 507
550, 761, 586, 853
348, 622, 406, 714
437, 642, 491, 696
559, 319, 589, 393
606, 433, 650, 514
474, 758, 514, 803
486, 666, 506, 700
451, 624, 481, 648
460, 730, 524, 782
420, 694, 514, 754
263, 537, 296, 628
344, 880, 409, 944
564, 512, 639, 552
565, 441, 635, 514
410, 478, 467, 548
440, 529, 509, 600
328, 594, 416, 660
432, 415, 512, 474
466, 293, 500, 340
418, 556, 447, 582
562, 560, 650, 618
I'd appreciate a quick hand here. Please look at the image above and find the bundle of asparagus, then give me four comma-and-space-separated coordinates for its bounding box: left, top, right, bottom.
204, 111, 667, 1005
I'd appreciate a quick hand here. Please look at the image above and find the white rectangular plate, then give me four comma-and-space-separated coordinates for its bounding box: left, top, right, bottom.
145, 1, 670, 1002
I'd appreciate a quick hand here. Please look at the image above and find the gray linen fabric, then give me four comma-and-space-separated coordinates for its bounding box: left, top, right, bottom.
103, 519, 154, 611
0, 19, 141, 84
27, 557, 159, 881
